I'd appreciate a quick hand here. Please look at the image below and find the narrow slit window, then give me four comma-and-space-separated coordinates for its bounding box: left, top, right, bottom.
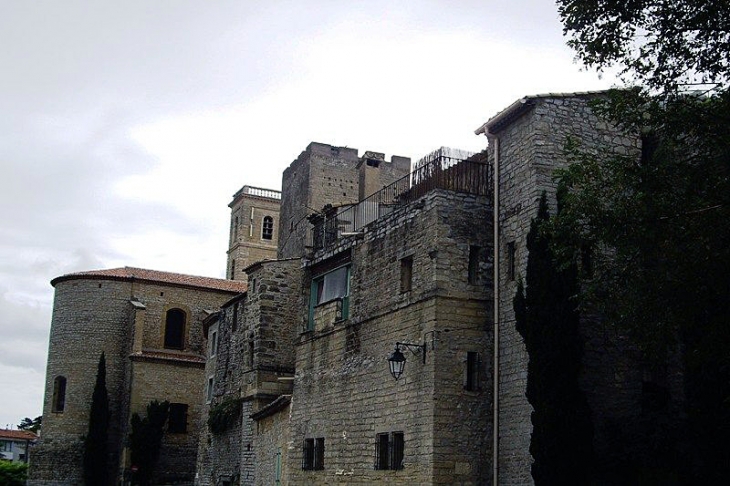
468, 246, 480, 284
507, 241, 516, 281
400, 256, 413, 293
52, 376, 67, 412
465, 351, 480, 391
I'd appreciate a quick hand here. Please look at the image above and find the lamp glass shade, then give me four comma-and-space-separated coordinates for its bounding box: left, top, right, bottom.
388, 347, 406, 380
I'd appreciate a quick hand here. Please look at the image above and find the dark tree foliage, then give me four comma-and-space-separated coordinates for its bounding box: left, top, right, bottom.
129, 400, 169, 486
513, 193, 594, 486
17, 415, 41, 433
83, 352, 110, 486
0, 462, 28, 486
552, 91, 730, 483
555, 2, 730, 482
558, 0, 730, 94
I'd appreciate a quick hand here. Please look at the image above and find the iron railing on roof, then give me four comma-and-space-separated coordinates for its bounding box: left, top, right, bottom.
310, 150, 490, 251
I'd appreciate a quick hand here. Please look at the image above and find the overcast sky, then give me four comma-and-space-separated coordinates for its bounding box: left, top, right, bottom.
0, 0, 618, 428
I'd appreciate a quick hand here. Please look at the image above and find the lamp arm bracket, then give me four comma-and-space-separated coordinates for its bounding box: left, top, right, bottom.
396, 341, 427, 364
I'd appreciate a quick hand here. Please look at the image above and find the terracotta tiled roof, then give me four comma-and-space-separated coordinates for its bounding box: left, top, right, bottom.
51, 266, 247, 293
0, 429, 38, 441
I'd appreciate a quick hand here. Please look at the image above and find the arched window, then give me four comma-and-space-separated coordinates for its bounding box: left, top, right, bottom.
262, 216, 274, 240
164, 308, 186, 350
52, 376, 67, 412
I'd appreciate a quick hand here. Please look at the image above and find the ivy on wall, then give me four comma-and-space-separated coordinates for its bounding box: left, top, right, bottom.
208, 396, 243, 434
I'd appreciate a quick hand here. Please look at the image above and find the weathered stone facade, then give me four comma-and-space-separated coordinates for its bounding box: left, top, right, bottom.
227, 185, 281, 281
475, 92, 685, 485
30, 268, 245, 486
288, 189, 493, 485
196, 259, 303, 485
277, 142, 411, 259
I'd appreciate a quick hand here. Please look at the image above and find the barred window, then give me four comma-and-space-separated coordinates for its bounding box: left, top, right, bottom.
262, 216, 274, 240
302, 437, 325, 470
375, 432, 404, 470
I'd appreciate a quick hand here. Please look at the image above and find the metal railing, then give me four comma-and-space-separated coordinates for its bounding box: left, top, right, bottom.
311, 151, 490, 250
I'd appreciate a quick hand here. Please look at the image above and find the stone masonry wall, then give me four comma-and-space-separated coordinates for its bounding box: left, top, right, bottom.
253, 405, 291, 486
492, 94, 640, 486
288, 190, 492, 485
30, 279, 133, 485
30, 276, 238, 486
196, 259, 302, 485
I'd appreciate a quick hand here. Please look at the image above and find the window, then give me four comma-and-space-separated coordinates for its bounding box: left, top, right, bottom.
230, 259, 236, 280
468, 246, 480, 284
262, 216, 274, 240
302, 437, 324, 470
168, 403, 188, 433
465, 351, 481, 391
400, 256, 413, 293
234, 216, 239, 239
506, 241, 516, 281
0, 440, 10, 452
308, 265, 350, 330
210, 330, 218, 357
52, 375, 67, 412
164, 309, 186, 349
207, 376, 214, 403
375, 432, 404, 470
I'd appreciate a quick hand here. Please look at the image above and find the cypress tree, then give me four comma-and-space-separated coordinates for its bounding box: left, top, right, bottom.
83, 352, 110, 485
129, 400, 169, 486
514, 192, 594, 485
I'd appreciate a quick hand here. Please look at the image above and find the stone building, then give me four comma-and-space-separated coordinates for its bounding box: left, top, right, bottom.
226, 185, 281, 281
30, 267, 246, 485
31, 90, 671, 486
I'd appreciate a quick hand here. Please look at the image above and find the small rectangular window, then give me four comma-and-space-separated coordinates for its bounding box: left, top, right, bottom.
207, 377, 214, 402
308, 265, 351, 330
375, 432, 404, 470
314, 438, 325, 470
400, 256, 413, 293
302, 437, 325, 470
468, 246, 480, 284
168, 403, 188, 433
210, 330, 218, 357
465, 352, 480, 391
507, 241, 516, 281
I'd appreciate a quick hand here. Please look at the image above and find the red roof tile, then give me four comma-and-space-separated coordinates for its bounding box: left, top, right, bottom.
51, 266, 247, 293
0, 429, 38, 441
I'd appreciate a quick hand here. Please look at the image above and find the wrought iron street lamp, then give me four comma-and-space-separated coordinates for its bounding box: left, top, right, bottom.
387, 341, 426, 381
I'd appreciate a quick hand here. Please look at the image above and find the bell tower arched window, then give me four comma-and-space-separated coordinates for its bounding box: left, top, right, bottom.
164, 308, 186, 350
262, 216, 274, 240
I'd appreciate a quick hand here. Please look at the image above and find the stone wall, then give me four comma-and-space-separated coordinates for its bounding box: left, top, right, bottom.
196, 259, 302, 485
30, 275, 240, 486
288, 190, 492, 485
489, 93, 641, 485
30, 279, 134, 485
253, 403, 291, 486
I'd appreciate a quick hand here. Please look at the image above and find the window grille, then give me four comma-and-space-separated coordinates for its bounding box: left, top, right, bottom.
262, 216, 274, 240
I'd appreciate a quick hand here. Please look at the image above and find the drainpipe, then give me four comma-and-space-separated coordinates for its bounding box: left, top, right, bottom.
489, 134, 500, 486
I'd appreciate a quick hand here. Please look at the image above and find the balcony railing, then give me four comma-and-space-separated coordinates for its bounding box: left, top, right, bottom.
239, 186, 282, 200
311, 150, 490, 251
